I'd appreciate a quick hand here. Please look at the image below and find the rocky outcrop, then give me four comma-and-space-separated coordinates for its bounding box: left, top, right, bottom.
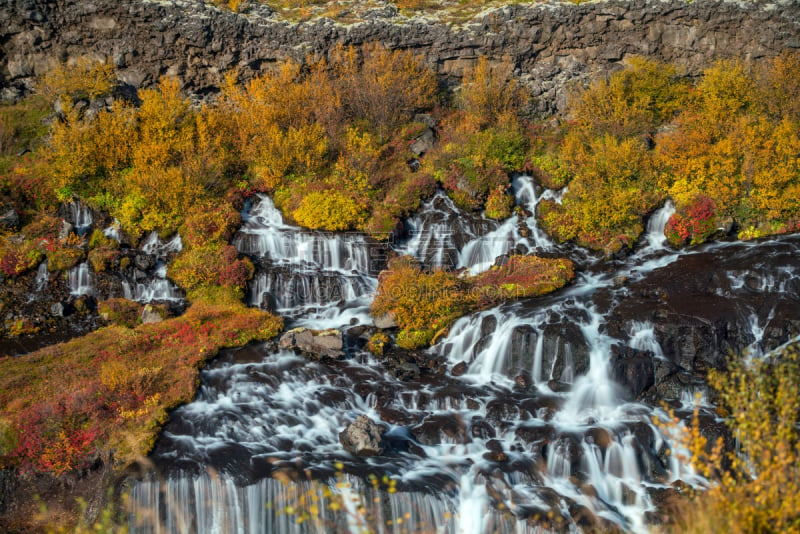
278, 327, 344, 358
339, 415, 384, 456
2, 0, 799, 112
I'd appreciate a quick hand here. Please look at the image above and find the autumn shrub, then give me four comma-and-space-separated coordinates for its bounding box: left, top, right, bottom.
366, 332, 390, 356
664, 195, 717, 246
292, 190, 368, 231
331, 42, 438, 140
170, 242, 254, 296
528, 153, 569, 189
457, 56, 528, 129
0, 238, 44, 277
6, 318, 40, 337
541, 134, 660, 254
666, 343, 800, 533
426, 111, 532, 212
372, 256, 468, 349
372, 254, 573, 349
568, 57, 689, 140
467, 255, 574, 306
37, 57, 116, 102
0, 289, 283, 474
484, 184, 514, 219
0, 96, 51, 160
46, 245, 84, 272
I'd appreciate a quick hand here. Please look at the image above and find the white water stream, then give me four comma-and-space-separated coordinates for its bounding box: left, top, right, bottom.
127, 180, 800, 533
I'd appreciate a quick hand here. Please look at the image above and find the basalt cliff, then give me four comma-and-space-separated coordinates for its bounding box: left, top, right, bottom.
2, 0, 800, 112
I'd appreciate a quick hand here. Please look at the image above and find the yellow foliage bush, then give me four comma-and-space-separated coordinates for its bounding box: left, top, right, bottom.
291, 190, 367, 231
568, 57, 688, 139
664, 344, 800, 533
37, 57, 116, 102
457, 56, 528, 128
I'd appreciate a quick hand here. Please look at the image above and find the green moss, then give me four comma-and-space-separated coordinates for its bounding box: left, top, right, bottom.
97, 298, 142, 328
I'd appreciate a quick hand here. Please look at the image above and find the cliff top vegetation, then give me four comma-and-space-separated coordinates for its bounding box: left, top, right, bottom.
209, 0, 565, 23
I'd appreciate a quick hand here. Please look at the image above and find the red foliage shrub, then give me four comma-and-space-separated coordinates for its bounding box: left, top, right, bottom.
666, 195, 717, 246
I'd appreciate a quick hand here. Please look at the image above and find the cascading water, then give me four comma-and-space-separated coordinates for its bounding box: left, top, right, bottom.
33, 261, 48, 292
68, 262, 95, 296
122, 233, 184, 304
233, 195, 380, 325
69, 200, 94, 235
128, 178, 800, 533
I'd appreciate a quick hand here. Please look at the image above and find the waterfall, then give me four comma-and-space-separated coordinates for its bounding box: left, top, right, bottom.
33, 261, 48, 292
68, 263, 94, 296
642, 200, 675, 252
69, 200, 93, 236
233, 195, 380, 325
140, 232, 183, 258
128, 185, 800, 533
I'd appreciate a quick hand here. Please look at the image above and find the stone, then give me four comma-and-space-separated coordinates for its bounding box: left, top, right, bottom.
339, 415, 383, 457
278, 327, 344, 359
373, 312, 397, 329
50, 302, 64, 317
58, 219, 74, 239
408, 127, 436, 156
141, 304, 165, 324
451, 361, 468, 376
133, 253, 156, 271
0, 205, 19, 230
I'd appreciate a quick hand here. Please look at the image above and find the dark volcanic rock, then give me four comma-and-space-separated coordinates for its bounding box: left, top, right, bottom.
610, 344, 654, 401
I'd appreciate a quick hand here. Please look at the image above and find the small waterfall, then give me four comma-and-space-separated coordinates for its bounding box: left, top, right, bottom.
103, 220, 123, 243
233, 195, 380, 325
68, 263, 94, 296
642, 200, 675, 251
69, 201, 93, 235
393, 192, 493, 271
140, 232, 183, 258
234, 196, 377, 274
511, 174, 559, 253
125, 235, 185, 304
33, 261, 48, 292
628, 321, 665, 359
248, 270, 375, 311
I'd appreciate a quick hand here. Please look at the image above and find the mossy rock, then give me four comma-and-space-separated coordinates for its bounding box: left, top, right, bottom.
98, 298, 142, 328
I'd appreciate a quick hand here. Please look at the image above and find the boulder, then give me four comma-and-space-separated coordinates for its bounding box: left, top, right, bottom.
373, 312, 397, 329
133, 253, 156, 271
141, 304, 166, 324
339, 415, 384, 457
0, 205, 19, 230
409, 127, 436, 156
278, 327, 344, 359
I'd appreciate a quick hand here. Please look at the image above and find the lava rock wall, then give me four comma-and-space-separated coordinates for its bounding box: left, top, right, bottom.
2, 0, 799, 112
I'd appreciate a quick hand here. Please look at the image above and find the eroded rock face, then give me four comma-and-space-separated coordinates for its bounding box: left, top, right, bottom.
2, 0, 799, 113
339, 415, 384, 457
